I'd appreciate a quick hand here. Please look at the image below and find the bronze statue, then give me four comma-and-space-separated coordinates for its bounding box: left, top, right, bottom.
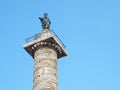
39, 13, 51, 29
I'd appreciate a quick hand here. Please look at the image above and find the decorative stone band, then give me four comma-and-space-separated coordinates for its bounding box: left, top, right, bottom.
27, 41, 62, 58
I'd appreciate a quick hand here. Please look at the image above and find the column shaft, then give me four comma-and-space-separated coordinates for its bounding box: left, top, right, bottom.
33, 47, 58, 90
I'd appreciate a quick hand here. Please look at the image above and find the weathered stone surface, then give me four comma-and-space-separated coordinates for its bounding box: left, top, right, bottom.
33, 47, 58, 90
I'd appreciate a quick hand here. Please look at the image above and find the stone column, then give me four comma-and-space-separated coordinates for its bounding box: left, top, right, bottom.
23, 29, 67, 90
33, 47, 58, 90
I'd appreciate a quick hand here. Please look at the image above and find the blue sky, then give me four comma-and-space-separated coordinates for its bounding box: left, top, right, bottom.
0, 0, 120, 90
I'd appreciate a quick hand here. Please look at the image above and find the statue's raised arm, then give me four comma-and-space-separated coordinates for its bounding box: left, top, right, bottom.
39, 13, 51, 29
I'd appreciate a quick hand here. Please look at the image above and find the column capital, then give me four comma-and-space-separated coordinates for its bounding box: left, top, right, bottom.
23, 29, 67, 59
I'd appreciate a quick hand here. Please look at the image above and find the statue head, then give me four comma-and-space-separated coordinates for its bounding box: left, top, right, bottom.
44, 13, 48, 18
